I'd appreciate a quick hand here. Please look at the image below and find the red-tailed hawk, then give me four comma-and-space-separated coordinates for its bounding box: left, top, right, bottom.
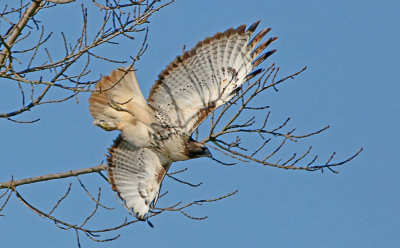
89, 21, 276, 219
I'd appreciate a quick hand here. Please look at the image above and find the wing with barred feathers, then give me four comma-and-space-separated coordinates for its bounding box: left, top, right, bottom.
107, 136, 171, 220
148, 21, 277, 134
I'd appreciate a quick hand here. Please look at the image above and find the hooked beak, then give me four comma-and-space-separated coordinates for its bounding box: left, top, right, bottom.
203, 147, 212, 158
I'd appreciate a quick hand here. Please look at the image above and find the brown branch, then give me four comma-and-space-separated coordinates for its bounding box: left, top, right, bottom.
76, 176, 114, 210
12, 188, 123, 235
91, 0, 145, 10
0, 1, 44, 66
212, 138, 363, 172
154, 190, 238, 220
48, 183, 72, 215
0, 0, 174, 123
47, 0, 75, 3
166, 174, 202, 187
200, 65, 362, 172
0, 189, 12, 214
0, 164, 106, 189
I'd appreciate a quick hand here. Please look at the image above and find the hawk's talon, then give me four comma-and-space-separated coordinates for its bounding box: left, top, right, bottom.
97, 120, 117, 131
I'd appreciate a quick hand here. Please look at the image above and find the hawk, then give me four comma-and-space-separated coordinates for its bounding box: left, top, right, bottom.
89, 21, 276, 219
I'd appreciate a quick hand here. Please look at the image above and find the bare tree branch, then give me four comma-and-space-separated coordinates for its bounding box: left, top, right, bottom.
197, 65, 362, 172
0, 0, 174, 122
0, 1, 362, 245
0, 0, 44, 66
0, 165, 106, 189
46, 0, 75, 4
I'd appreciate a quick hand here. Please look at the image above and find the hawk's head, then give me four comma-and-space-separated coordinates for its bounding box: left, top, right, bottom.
185, 138, 211, 159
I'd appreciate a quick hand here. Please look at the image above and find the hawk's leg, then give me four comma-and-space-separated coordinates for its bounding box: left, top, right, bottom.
96, 120, 118, 131
108, 99, 135, 117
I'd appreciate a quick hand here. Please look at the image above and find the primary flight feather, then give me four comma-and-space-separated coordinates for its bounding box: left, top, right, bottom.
89, 21, 276, 219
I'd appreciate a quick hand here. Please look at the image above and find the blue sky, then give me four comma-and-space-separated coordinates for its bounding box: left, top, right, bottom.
1, 0, 399, 247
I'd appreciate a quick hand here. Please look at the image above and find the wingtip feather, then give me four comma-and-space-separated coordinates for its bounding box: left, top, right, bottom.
236, 24, 247, 34
247, 20, 261, 33
252, 36, 278, 58
252, 49, 277, 67
249, 28, 272, 48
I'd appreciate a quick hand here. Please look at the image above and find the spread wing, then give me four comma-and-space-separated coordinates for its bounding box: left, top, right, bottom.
148, 21, 276, 134
107, 136, 171, 219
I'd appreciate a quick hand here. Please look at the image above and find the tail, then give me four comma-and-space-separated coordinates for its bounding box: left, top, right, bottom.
89, 67, 154, 131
